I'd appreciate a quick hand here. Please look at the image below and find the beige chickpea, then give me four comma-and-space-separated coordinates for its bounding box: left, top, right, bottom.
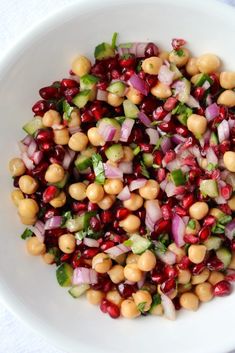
189, 202, 209, 220
178, 283, 192, 294
11, 189, 24, 207
122, 146, 134, 162
158, 51, 169, 60
217, 90, 235, 107
195, 282, 213, 302
187, 114, 207, 137
228, 251, 235, 270
123, 193, 143, 211
9, 157, 26, 177
151, 304, 164, 316
58, 234, 76, 254
208, 271, 225, 286
106, 290, 123, 307
26, 237, 46, 256
169, 48, 190, 67
121, 299, 141, 319
180, 292, 199, 311
53, 127, 70, 145
186, 57, 200, 76
139, 180, 160, 200
19, 175, 38, 194
104, 179, 123, 195
20, 215, 37, 225
151, 82, 172, 99
68, 132, 88, 152
168, 243, 186, 262
142, 56, 163, 75
126, 253, 140, 264
185, 219, 201, 235
133, 290, 152, 312
67, 109, 81, 128
86, 289, 105, 305
137, 250, 156, 271
87, 127, 105, 146
49, 191, 66, 208
209, 208, 224, 220
219, 72, 235, 89
197, 53, 220, 74
69, 183, 87, 201
18, 198, 39, 218
191, 268, 210, 285
228, 196, 235, 211
119, 215, 141, 233
124, 263, 143, 282
42, 109, 61, 127
107, 93, 124, 107
42, 253, 55, 264
45, 163, 65, 183
72, 55, 91, 77
188, 244, 207, 264
108, 265, 125, 284
126, 87, 143, 104
86, 183, 104, 203
223, 151, 235, 172
92, 253, 112, 274
97, 194, 115, 210
178, 269, 191, 284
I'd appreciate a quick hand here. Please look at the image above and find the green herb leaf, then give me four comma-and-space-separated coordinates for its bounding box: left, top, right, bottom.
151, 293, 161, 307
172, 103, 192, 122
207, 163, 217, 171
111, 32, 118, 49
83, 211, 97, 230
21, 228, 33, 240
86, 227, 102, 240
92, 153, 105, 184
140, 161, 150, 178
175, 49, 184, 57
123, 239, 133, 247
121, 53, 133, 60
155, 240, 167, 254
137, 302, 147, 313
63, 100, 74, 121
171, 169, 186, 186
136, 60, 143, 72
218, 215, 232, 225
61, 211, 72, 227
133, 146, 141, 156
115, 116, 126, 124
48, 247, 61, 265
187, 219, 196, 230
75, 230, 87, 241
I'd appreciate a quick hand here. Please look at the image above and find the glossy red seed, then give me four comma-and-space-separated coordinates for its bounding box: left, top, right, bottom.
72, 202, 87, 213
81, 111, 94, 123
32, 100, 48, 116
87, 202, 99, 212
219, 204, 232, 215
140, 96, 158, 114
145, 42, 159, 57
174, 206, 187, 217
100, 211, 113, 224
101, 241, 115, 251
157, 168, 166, 182
60, 254, 71, 262
145, 74, 158, 88
136, 209, 146, 221
128, 127, 144, 143
219, 106, 228, 119
160, 278, 176, 294
151, 270, 165, 284
203, 215, 216, 227
182, 137, 196, 150
178, 256, 191, 270
89, 216, 101, 232
210, 73, 220, 95
161, 204, 172, 220
219, 140, 230, 154
86, 172, 95, 182
83, 248, 99, 259
49, 145, 66, 163
184, 234, 199, 244
39, 86, 59, 100
31, 161, 49, 179
164, 265, 178, 279
116, 208, 130, 221
164, 150, 176, 163
171, 38, 186, 50
35, 129, 54, 144
231, 240, 235, 251
213, 280, 232, 296
193, 87, 205, 100
44, 207, 60, 220
119, 54, 135, 68
117, 283, 137, 298
100, 299, 110, 313
153, 151, 163, 165
64, 87, 79, 102
192, 262, 206, 275
139, 226, 146, 235
153, 219, 171, 236
43, 185, 59, 203
153, 106, 168, 121
71, 250, 82, 269
198, 226, 211, 241
158, 121, 176, 133
175, 126, 189, 137
181, 194, 194, 209
207, 257, 224, 271
107, 303, 120, 319
221, 185, 232, 200
61, 78, 78, 88
225, 273, 235, 282
164, 97, 178, 111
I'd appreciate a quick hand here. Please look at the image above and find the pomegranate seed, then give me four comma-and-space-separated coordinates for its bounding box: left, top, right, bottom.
175, 126, 189, 137
181, 194, 194, 209
97, 81, 108, 90
198, 226, 211, 241
39, 86, 59, 100
213, 280, 232, 297
119, 54, 135, 68
89, 216, 101, 232
145, 42, 159, 57
139, 143, 152, 153
225, 273, 235, 282
173, 297, 181, 310
81, 111, 94, 123
184, 234, 199, 244
151, 270, 165, 284
182, 137, 196, 150
193, 87, 205, 100
138, 70, 145, 80
110, 69, 121, 79
145, 74, 158, 88
203, 216, 215, 227
140, 96, 158, 114
49, 145, 66, 163
153, 219, 171, 236
91, 101, 106, 121
188, 168, 201, 182
46, 227, 65, 237
153, 151, 163, 165
116, 208, 130, 221
60, 254, 71, 262
192, 262, 206, 275
32, 100, 48, 116
164, 150, 176, 163
86, 172, 95, 182
100, 211, 113, 224
153, 106, 168, 121
164, 97, 178, 111
139, 226, 146, 235
219, 204, 232, 215
161, 204, 172, 220
231, 240, 235, 251
101, 241, 115, 251
61, 78, 78, 88
35, 129, 54, 144
128, 127, 144, 143
87, 202, 98, 212
221, 185, 232, 200
171, 38, 186, 50
158, 121, 176, 133
164, 265, 178, 279
157, 168, 166, 182
210, 73, 220, 95
42, 186, 59, 203
117, 283, 137, 298
207, 257, 224, 271
64, 87, 79, 102
100, 299, 110, 313
44, 207, 60, 220
174, 206, 187, 217
160, 278, 176, 294
107, 303, 120, 319
72, 202, 87, 213
83, 248, 99, 259
178, 256, 191, 270
219, 140, 231, 154
136, 209, 146, 221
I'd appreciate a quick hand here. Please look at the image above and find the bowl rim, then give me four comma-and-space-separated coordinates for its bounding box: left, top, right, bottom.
1, 0, 235, 352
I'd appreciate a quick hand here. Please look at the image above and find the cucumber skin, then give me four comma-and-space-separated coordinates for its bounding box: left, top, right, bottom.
68, 284, 90, 298
105, 144, 124, 162
216, 248, 232, 268
56, 263, 73, 287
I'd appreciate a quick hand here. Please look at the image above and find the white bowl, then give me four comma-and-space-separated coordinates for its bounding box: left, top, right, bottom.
0, 0, 235, 352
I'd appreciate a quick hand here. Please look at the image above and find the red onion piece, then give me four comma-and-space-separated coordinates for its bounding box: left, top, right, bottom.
22, 135, 33, 146
165, 159, 181, 172
68, 125, 81, 135
98, 123, 116, 142
186, 95, 200, 108
161, 136, 172, 154
103, 163, 123, 179
145, 215, 155, 232
138, 111, 152, 127
172, 134, 186, 145
129, 178, 147, 191
73, 267, 98, 285
205, 103, 219, 122
158, 65, 175, 85
117, 185, 131, 201
172, 214, 186, 247
33, 220, 45, 243
165, 182, 177, 197
206, 147, 218, 165
83, 238, 99, 248
120, 118, 135, 142
32, 151, 43, 165
163, 113, 172, 122
44, 216, 62, 230
129, 73, 149, 96
18, 141, 28, 153
217, 120, 230, 143
96, 89, 108, 101
202, 80, 210, 90
145, 200, 162, 230
118, 162, 133, 174
228, 118, 235, 129
21, 152, 35, 170
62, 150, 74, 170
182, 216, 190, 225
225, 221, 235, 241
105, 243, 131, 257
160, 179, 168, 191
156, 249, 176, 265
135, 43, 148, 57
146, 128, 159, 144
27, 140, 37, 157
137, 272, 147, 289
161, 293, 176, 320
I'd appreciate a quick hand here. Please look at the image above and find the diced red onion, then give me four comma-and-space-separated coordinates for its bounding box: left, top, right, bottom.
33, 220, 45, 243
124, 280, 136, 285
129, 73, 149, 96
146, 128, 159, 145
160, 179, 168, 191
21, 152, 35, 170
202, 80, 210, 90
172, 214, 185, 247
186, 95, 200, 108
73, 267, 98, 285
145, 215, 155, 232
161, 136, 172, 154
83, 238, 99, 248
76, 239, 82, 246
189, 145, 201, 159
145, 200, 162, 230
97, 89, 108, 101
206, 94, 213, 106
135, 43, 148, 57
156, 249, 176, 265
119, 162, 133, 174
182, 216, 189, 225
165, 182, 176, 197
105, 243, 131, 257
103, 163, 123, 179
158, 65, 174, 85
199, 129, 211, 148
172, 134, 186, 145
228, 118, 235, 129
120, 118, 135, 142
137, 272, 146, 289
32, 151, 43, 165
138, 111, 152, 127
220, 170, 230, 181
44, 216, 62, 230
218, 120, 230, 143
225, 221, 235, 241
181, 165, 190, 173
27, 140, 37, 157
68, 125, 81, 134
163, 113, 172, 122
226, 173, 235, 191
117, 185, 131, 201
129, 178, 147, 191
206, 147, 218, 165
22, 135, 33, 146
161, 294, 176, 321
62, 150, 74, 170
165, 159, 181, 172
205, 103, 219, 122
98, 123, 116, 142
18, 141, 28, 153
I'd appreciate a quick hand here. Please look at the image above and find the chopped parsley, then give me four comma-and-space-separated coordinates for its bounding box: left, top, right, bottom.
175, 49, 184, 57
171, 169, 186, 186
140, 161, 150, 178
123, 239, 133, 247
92, 153, 105, 184
207, 163, 217, 171
61, 211, 72, 227
155, 240, 167, 254
48, 247, 61, 265
212, 215, 232, 234
172, 103, 192, 123
151, 293, 161, 308
136, 60, 143, 72
111, 32, 118, 49
21, 228, 33, 240
137, 302, 147, 313
218, 215, 232, 225
63, 100, 74, 121
187, 219, 196, 230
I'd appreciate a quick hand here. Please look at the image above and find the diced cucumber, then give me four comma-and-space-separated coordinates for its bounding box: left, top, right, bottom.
216, 248, 232, 268
72, 90, 90, 108
107, 81, 126, 97
97, 117, 121, 141
129, 234, 151, 254
123, 99, 139, 118
204, 236, 222, 251
80, 74, 99, 90
199, 179, 219, 198
94, 42, 115, 60
66, 215, 85, 232
194, 73, 213, 87
178, 78, 191, 103
53, 172, 69, 188
209, 132, 218, 146
177, 114, 188, 126
170, 64, 183, 80
75, 155, 92, 171
142, 153, 154, 167
68, 284, 90, 298
56, 263, 73, 287
23, 117, 44, 136
171, 169, 185, 186
105, 144, 124, 162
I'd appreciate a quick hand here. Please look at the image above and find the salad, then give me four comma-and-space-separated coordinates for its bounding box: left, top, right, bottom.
8, 34, 235, 320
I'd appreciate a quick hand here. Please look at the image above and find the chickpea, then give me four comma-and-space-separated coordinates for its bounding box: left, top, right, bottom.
26, 237, 46, 256
228, 196, 235, 211
86, 289, 105, 305
69, 183, 87, 201
177, 269, 191, 284
49, 191, 66, 208
119, 214, 141, 233
142, 56, 163, 75
107, 93, 124, 107
9, 158, 26, 177
87, 127, 105, 146
195, 282, 213, 302
168, 243, 186, 262
108, 265, 125, 284
185, 219, 201, 235
58, 234, 76, 254
86, 183, 104, 203
229, 251, 235, 270
126, 253, 140, 264
191, 268, 210, 285
219, 71, 235, 89
124, 263, 143, 282
137, 250, 156, 271
68, 132, 88, 152
169, 48, 190, 67
186, 57, 200, 76
197, 53, 220, 74
97, 194, 115, 210
178, 283, 192, 294
42, 109, 61, 127
151, 304, 163, 316
42, 252, 55, 264
19, 175, 38, 194
191, 73, 202, 85
189, 202, 209, 220
208, 271, 225, 286
121, 299, 140, 318
45, 163, 65, 183
92, 253, 112, 273
18, 198, 39, 218
67, 109, 81, 128
122, 146, 134, 162
106, 290, 123, 307
20, 215, 37, 225
158, 51, 169, 61
133, 290, 152, 312
188, 244, 207, 264
53, 127, 70, 145
115, 253, 127, 266
217, 90, 235, 107
180, 292, 199, 311
209, 208, 224, 220
11, 189, 24, 207
104, 179, 123, 195
139, 180, 160, 200
123, 193, 143, 211
223, 151, 235, 172
187, 114, 207, 137
72, 55, 91, 77
151, 82, 172, 99
126, 87, 143, 104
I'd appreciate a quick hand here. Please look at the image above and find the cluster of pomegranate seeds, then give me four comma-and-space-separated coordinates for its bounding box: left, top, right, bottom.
9, 32, 235, 320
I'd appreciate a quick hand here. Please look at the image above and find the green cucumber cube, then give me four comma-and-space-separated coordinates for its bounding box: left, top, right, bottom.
107, 81, 126, 97
123, 99, 139, 118
94, 42, 115, 60
105, 144, 124, 162
129, 234, 151, 254
142, 153, 154, 167
56, 263, 73, 287
204, 236, 222, 251
72, 90, 90, 108
68, 284, 90, 298
216, 248, 232, 268
200, 179, 219, 198
23, 117, 44, 136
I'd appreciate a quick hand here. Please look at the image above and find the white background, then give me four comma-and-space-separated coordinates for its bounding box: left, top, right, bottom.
0, 0, 235, 352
